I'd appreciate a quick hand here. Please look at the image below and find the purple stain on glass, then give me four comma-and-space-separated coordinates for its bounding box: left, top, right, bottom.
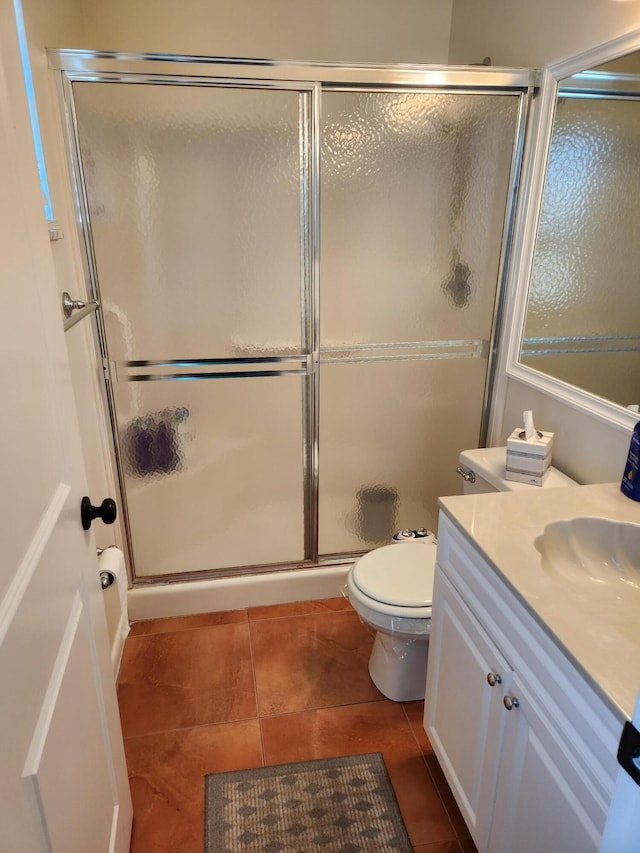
125, 407, 189, 478
133, 419, 155, 476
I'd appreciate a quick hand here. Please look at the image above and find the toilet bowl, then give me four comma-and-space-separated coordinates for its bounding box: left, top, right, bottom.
347, 539, 436, 702
347, 446, 579, 702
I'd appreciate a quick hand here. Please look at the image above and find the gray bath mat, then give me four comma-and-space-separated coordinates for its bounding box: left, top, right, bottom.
204, 752, 412, 852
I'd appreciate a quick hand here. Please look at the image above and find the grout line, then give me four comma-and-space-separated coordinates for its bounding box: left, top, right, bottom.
247, 607, 354, 624
130, 600, 352, 632
422, 754, 469, 844
247, 617, 266, 766
400, 702, 423, 751
121, 714, 261, 741
399, 703, 466, 845
128, 611, 250, 637
258, 695, 387, 720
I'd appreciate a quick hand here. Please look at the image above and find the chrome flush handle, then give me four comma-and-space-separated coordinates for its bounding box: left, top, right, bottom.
456, 466, 476, 483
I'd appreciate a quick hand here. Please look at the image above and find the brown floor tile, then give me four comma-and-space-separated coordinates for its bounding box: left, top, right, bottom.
125, 720, 263, 853
119, 600, 473, 852
248, 596, 352, 621
118, 622, 257, 737
260, 701, 456, 848
251, 610, 382, 715
128, 609, 247, 637
409, 703, 475, 848
425, 752, 475, 847
403, 700, 434, 756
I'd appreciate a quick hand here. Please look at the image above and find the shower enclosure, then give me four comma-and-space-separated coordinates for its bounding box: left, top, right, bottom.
51, 52, 535, 582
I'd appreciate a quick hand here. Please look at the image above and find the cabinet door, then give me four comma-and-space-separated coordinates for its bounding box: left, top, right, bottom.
490, 675, 606, 853
425, 570, 513, 851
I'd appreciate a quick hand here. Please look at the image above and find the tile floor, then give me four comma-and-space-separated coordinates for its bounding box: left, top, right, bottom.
118, 597, 478, 853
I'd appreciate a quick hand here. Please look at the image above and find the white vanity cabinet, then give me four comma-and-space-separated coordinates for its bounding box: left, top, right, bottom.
424, 513, 621, 853
489, 665, 609, 853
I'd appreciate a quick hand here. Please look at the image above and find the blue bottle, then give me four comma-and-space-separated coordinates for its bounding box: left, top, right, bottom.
621, 421, 640, 501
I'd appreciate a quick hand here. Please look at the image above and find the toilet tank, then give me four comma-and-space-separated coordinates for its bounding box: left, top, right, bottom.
458, 447, 577, 494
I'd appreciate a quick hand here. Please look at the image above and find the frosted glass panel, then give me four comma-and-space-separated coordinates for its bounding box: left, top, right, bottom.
318, 358, 488, 555
73, 82, 305, 360
525, 98, 640, 339
113, 376, 305, 576
320, 92, 519, 346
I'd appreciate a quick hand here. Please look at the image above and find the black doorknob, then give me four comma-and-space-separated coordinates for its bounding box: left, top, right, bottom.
81, 496, 117, 530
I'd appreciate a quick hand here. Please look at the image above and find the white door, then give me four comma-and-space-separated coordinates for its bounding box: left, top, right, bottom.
0, 4, 132, 851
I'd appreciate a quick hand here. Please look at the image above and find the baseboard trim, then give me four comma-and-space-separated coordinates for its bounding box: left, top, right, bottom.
127, 565, 351, 622
111, 614, 129, 677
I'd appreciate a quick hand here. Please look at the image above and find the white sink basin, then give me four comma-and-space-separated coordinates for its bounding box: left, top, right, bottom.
534, 516, 640, 589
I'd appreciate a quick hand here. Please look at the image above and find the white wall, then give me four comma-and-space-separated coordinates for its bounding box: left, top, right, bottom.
73, 0, 453, 64
449, 0, 640, 67
19, 0, 123, 550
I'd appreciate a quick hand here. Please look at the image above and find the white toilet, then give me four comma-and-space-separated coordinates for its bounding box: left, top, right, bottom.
346, 446, 577, 702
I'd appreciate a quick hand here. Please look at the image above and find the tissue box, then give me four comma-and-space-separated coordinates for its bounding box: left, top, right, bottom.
505, 428, 554, 486
504, 468, 551, 487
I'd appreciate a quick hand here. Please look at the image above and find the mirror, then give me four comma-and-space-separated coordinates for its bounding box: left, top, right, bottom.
511, 31, 640, 422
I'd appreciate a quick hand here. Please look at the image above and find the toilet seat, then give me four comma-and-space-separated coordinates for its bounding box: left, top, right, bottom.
348, 542, 436, 620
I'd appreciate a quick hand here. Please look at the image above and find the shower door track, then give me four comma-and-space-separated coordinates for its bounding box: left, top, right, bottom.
51, 49, 538, 585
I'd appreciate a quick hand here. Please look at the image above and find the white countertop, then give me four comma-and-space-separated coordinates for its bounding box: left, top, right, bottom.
438, 483, 640, 723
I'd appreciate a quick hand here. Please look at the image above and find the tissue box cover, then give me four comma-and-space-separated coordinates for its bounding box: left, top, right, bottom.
506, 455, 551, 476
504, 467, 550, 487
506, 428, 554, 457
506, 427, 553, 486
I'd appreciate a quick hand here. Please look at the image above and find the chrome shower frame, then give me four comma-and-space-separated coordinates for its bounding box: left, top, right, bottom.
49, 49, 537, 584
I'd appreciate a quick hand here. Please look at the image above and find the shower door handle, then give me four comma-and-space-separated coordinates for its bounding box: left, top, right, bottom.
81, 496, 117, 530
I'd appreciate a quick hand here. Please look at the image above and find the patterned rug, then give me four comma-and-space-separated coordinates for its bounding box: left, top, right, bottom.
204, 752, 412, 852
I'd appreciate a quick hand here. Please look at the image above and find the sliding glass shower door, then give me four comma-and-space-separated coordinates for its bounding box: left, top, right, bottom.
60, 55, 530, 581
72, 81, 313, 577
318, 91, 519, 552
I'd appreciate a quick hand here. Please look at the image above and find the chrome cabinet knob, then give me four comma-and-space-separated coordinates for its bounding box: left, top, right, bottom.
486, 672, 502, 687
503, 695, 520, 711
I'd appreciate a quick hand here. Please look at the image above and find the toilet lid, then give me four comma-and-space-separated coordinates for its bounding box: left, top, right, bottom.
352, 543, 436, 607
